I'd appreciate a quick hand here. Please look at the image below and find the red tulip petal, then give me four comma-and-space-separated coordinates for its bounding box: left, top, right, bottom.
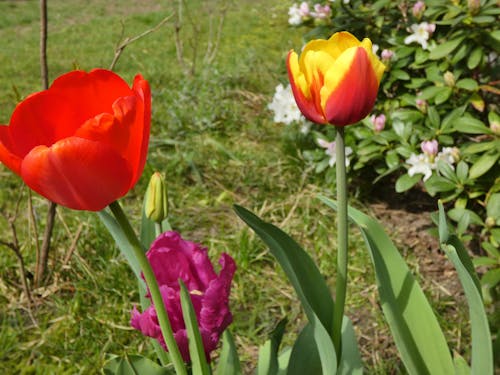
287, 51, 327, 124
75, 96, 137, 157
7, 70, 134, 157
0, 125, 22, 173
129, 74, 151, 186
20, 137, 132, 211
324, 47, 379, 126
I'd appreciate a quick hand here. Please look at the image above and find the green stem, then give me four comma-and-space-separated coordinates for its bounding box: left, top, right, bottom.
109, 201, 187, 375
332, 127, 348, 361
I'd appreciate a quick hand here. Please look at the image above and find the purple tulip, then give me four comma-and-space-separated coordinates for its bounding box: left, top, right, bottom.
131, 231, 236, 362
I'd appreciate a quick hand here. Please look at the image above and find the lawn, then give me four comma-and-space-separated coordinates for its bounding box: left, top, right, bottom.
0, 1, 473, 374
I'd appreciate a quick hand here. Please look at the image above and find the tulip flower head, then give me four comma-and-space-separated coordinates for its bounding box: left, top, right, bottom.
0, 69, 150, 211
287, 31, 385, 126
131, 231, 236, 362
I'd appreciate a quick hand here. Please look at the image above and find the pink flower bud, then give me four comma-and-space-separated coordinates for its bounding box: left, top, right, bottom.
381, 49, 394, 62
421, 140, 439, 156
370, 114, 386, 132
412, 1, 426, 19
416, 98, 428, 113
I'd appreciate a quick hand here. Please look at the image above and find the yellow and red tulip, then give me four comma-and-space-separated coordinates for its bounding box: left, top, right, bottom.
287, 31, 385, 126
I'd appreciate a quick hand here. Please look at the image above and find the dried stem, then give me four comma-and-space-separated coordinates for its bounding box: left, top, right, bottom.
40, 0, 48, 90
1, 190, 33, 304
35, 202, 57, 288
109, 14, 173, 71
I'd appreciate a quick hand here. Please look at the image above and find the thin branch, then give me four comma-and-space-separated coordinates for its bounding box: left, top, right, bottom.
109, 14, 173, 71
35, 202, 57, 288
40, 0, 48, 90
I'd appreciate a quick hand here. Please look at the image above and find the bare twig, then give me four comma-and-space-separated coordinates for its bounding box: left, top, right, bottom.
1, 189, 33, 304
40, 0, 48, 90
109, 14, 173, 71
62, 224, 84, 268
204, 1, 227, 65
35, 202, 57, 288
174, 0, 188, 74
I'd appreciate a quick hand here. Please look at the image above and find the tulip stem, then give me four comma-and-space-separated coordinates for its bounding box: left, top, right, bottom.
333, 126, 348, 361
109, 201, 187, 375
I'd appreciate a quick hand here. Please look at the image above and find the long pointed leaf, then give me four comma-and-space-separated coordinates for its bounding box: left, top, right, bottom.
98, 210, 143, 283
442, 244, 494, 375
234, 205, 337, 374
338, 317, 363, 375
215, 331, 242, 375
256, 319, 287, 375
320, 196, 454, 375
179, 280, 211, 375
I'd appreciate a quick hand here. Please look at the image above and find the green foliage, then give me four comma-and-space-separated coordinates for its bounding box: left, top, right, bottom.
286, 0, 500, 298
321, 197, 454, 375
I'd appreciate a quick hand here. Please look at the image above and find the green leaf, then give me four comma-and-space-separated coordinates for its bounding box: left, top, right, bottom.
256, 319, 287, 375
179, 280, 211, 375
434, 87, 452, 105
320, 197, 455, 375
429, 36, 465, 60
441, 243, 493, 374
234, 205, 337, 374
103, 354, 173, 375
215, 331, 242, 375
392, 70, 411, 80
97, 210, 143, 283
453, 353, 471, 375
486, 193, 500, 220
395, 173, 421, 193
285, 324, 323, 375
456, 161, 469, 183
469, 153, 499, 179
453, 117, 492, 134
424, 175, 457, 196
427, 106, 440, 127
456, 78, 479, 91
338, 317, 363, 375
467, 47, 483, 69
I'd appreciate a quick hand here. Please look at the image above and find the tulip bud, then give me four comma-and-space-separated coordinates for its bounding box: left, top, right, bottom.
144, 172, 169, 223
443, 71, 455, 87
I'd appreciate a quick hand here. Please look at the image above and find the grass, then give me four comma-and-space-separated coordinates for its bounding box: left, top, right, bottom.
0, 1, 471, 374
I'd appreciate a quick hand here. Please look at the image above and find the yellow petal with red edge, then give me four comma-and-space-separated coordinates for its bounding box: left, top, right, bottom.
287, 50, 326, 124
322, 47, 380, 126
360, 37, 386, 83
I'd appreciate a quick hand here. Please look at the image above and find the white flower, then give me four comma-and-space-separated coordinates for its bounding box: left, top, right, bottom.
404, 22, 435, 50
268, 83, 303, 125
406, 146, 458, 181
317, 138, 353, 167
372, 43, 380, 55
406, 153, 434, 181
288, 4, 303, 25
436, 147, 459, 165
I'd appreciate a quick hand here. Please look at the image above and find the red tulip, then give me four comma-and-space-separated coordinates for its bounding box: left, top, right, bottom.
0, 69, 150, 211
287, 31, 385, 126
